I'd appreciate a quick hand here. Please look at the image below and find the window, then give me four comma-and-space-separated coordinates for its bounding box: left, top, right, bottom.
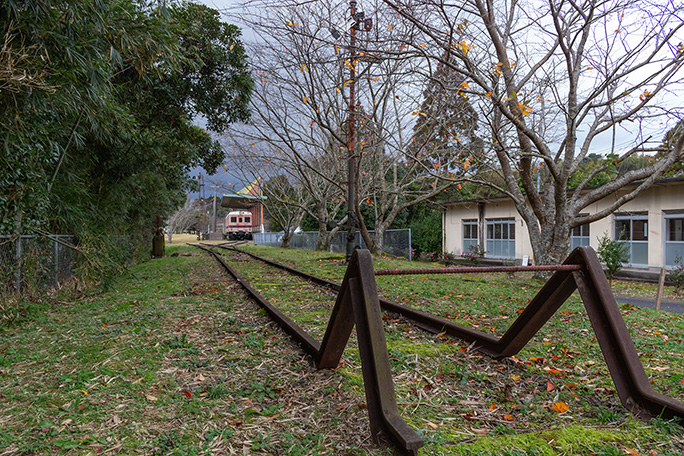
463, 220, 478, 253
239, 218, 243, 223
665, 214, 684, 266
571, 222, 590, 250
486, 218, 515, 258
230, 217, 237, 223
614, 214, 648, 266
245, 217, 251, 224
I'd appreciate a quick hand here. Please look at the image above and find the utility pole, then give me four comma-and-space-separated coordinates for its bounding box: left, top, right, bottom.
344, 1, 372, 262
212, 185, 218, 233
197, 173, 205, 240
345, 0, 358, 263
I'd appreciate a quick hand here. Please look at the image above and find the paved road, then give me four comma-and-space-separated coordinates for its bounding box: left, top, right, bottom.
615, 296, 684, 314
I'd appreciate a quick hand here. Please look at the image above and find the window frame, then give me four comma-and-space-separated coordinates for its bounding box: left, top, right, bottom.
462, 219, 479, 254
665, 212, 684, 267
614, 213, 649, 266
485, 218, 516, 258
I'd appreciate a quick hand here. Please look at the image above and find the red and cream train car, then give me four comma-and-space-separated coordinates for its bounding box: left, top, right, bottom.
225, 210, 253, 240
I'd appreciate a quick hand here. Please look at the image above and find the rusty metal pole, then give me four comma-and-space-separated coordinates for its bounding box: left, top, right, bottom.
346, 0, 358, 263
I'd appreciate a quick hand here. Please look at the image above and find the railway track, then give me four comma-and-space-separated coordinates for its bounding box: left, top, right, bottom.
192, 242, 684, 456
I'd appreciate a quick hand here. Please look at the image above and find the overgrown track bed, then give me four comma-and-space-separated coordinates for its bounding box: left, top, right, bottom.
194, 244, 684, 455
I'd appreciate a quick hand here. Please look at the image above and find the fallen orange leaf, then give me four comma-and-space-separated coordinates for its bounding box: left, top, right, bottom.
547, 381, 555, 392
503, 414, 514, 421
551, 401, 569, 413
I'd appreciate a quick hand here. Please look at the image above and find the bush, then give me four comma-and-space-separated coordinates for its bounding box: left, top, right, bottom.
596, 232, 629, 283
460, 244, 487, 264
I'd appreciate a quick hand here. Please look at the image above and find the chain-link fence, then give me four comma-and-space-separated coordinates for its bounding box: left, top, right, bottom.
0, 235, 76, 295
254, 229, 412, 260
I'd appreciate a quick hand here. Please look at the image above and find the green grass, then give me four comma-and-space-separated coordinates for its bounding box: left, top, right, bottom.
1, 244, 683, 455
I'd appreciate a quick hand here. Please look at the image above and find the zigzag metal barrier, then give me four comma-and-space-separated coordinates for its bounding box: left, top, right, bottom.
194, 244, 684, 455
193, 245, 423, 454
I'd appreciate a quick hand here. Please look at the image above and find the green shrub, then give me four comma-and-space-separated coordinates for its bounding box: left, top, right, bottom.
596, 232, 629, 283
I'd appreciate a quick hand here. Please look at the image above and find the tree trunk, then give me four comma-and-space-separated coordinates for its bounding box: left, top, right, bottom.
316, 220, 328, 251
528, 218, 572, 266
373, 224, 387, 255
280, 230, 292, 248
153, 215, 165, 258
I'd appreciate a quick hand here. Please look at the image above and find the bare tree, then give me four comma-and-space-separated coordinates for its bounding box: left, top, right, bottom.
165, 198, 200, 243
228, 0, 478, 253
382, 0, 684, 264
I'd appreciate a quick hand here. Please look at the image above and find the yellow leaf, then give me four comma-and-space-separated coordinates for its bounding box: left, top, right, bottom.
302, 96, 309, 103
551, 401, 569, 413
387, 25, 393, 30
511, 375, 521, 381
518, 101, 532, 116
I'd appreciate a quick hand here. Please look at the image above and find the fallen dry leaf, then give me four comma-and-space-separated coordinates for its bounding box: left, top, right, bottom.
551, 401, 569, 413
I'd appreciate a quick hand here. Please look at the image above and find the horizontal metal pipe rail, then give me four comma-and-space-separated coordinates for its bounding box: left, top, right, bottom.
198, 244, 684, 454
375, 264, 583, 275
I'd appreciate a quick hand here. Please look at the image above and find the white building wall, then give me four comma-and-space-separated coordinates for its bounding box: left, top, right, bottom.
444, 180, 684, 268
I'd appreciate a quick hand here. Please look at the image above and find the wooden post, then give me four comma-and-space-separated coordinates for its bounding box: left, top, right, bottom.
14, 236, 21, 294
655, 267, 667, 311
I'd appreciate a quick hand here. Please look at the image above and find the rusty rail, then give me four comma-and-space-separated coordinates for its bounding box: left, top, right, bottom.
196, 244, 684, 454
192, 244, 423, 454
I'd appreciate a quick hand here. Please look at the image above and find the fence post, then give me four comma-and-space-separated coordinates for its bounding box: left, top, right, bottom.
408, 228, 412, 261
54, 236, 60, 288
14, 236, 21, 294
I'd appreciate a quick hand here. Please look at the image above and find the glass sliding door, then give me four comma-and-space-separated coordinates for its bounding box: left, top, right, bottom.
463, 219, 478, 253
614, 214, 648, 266
486, 219, 515, 258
